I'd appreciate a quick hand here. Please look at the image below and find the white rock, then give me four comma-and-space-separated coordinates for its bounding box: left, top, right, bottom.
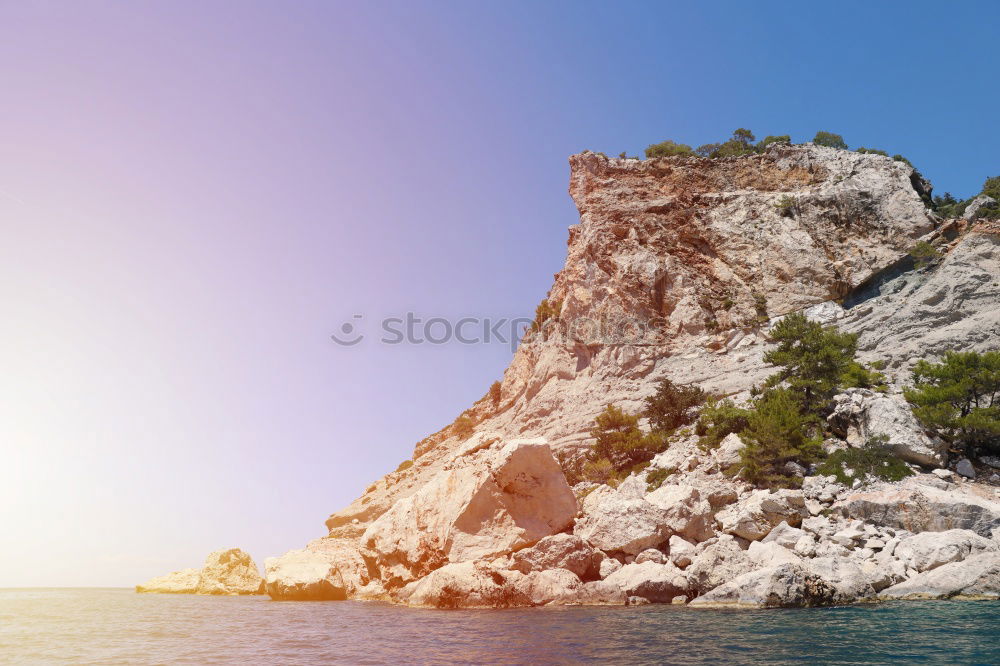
603, 561, 689, 603
893, 529, 998, 573
834, 483, 1000, 537
716, 489, 807, 541
195, 548, 264, 595
635, 548, 666, 565
713, 433, 745, 468
880, 552, 1000, 600
826, 390, 948, 467
686, 534, 754, 594
509, 534, 601, 579
265, 549, 348, 600
362, 439, 577, 586
135, 568, 201, 594
762, 521, 806, 549
598, 557, 623, 579
400, 562, 529, 609
748, 541, 802, 568
645, 484, 716, 542
690, 563, 850, 609
667, 535, 696, 569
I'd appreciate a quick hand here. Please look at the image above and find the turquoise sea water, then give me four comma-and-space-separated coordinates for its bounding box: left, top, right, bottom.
1, 588, 997, 664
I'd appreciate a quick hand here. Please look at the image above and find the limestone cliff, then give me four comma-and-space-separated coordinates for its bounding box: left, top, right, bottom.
275, 144, 1000, 608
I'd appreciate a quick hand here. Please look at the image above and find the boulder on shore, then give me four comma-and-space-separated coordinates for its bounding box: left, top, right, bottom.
362, 439, 577, 587
265, 539, 370, 601
833, 482, 1000, 537
880, 552, 1000, 600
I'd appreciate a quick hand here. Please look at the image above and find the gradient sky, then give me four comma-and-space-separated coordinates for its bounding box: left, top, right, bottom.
2, 1, 999, 587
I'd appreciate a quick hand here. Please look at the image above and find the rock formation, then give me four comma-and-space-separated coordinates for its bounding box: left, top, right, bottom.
147, 143, 1000, 608
137, 548, 264, 595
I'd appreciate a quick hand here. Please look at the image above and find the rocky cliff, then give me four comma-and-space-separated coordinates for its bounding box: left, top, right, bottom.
205, 144, 1000, 607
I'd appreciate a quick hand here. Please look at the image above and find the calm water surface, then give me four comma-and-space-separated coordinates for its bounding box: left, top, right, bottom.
1, 588, 998, 664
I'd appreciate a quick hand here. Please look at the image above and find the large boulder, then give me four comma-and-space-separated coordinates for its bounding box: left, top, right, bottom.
509, 534, 601, 579
690, 563, 851, 609
685, 535, 754, 594
963, 194, 998, 221
196, 548, 265, 595
135, 568, 201, 594
881, 551, 1000, 600
716, 489, 807, 541
827, 390, 948, 467
645, 484, 716, 542
265, 538, 371, 601
892, 529, 998, 573
833, 481, 1000, 537
362, 439, 577, 586
602, 561, 689, 603
265, 549, 348, 600
399, 561, 531, 609
573, 491, 671, 555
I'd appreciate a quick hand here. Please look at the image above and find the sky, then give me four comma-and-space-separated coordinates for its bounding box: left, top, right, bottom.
2, 1, 998, 587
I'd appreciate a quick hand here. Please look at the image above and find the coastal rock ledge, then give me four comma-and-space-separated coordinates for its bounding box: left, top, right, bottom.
136, 548, 265, 595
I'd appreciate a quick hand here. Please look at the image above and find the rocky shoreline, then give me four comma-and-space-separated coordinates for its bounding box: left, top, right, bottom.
138, 144, 1000, 609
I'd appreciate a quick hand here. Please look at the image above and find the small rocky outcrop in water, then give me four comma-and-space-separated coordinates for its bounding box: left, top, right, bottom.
136, 548, 264, 595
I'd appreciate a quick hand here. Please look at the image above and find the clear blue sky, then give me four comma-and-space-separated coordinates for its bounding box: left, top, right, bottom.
2, 0, 998, 586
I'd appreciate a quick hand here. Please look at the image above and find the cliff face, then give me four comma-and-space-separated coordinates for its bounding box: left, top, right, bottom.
324, 144, 947, 536
289, 144, 1000, 609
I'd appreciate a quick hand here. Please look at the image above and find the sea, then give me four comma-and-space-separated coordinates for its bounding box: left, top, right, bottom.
1, 588, 997, 664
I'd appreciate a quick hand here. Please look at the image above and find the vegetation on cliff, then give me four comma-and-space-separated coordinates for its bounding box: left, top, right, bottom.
905, 351, 1000, 456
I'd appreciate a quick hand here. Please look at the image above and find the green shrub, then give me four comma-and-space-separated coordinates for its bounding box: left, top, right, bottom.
815, 436, 913, 484
453, 414, 475, 439
529, 298, 562, 336
395, 459, 414, 472
589, 405, 668, 470
892, 154, 913, 167
841, 360, 887, 392
737, 388, 823, 488
983, 175, 1000, 200
696, 398, 751, 449
856, 147, 889, 157
905, 351, 1000, 456
774, 195, 797, 216
645, 466, 676, 491
489, 381, 502, 408
645, 140, 694, 158
813, 131, 848, 150
758, 135, 791, 150
763, 312, 860, 413
643, 378, 706, 433
695, 143, 721, 157
909, 240, 940, 269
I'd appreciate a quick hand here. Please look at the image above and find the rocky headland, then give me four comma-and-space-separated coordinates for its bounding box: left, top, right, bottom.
141, 143, 1000, 608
